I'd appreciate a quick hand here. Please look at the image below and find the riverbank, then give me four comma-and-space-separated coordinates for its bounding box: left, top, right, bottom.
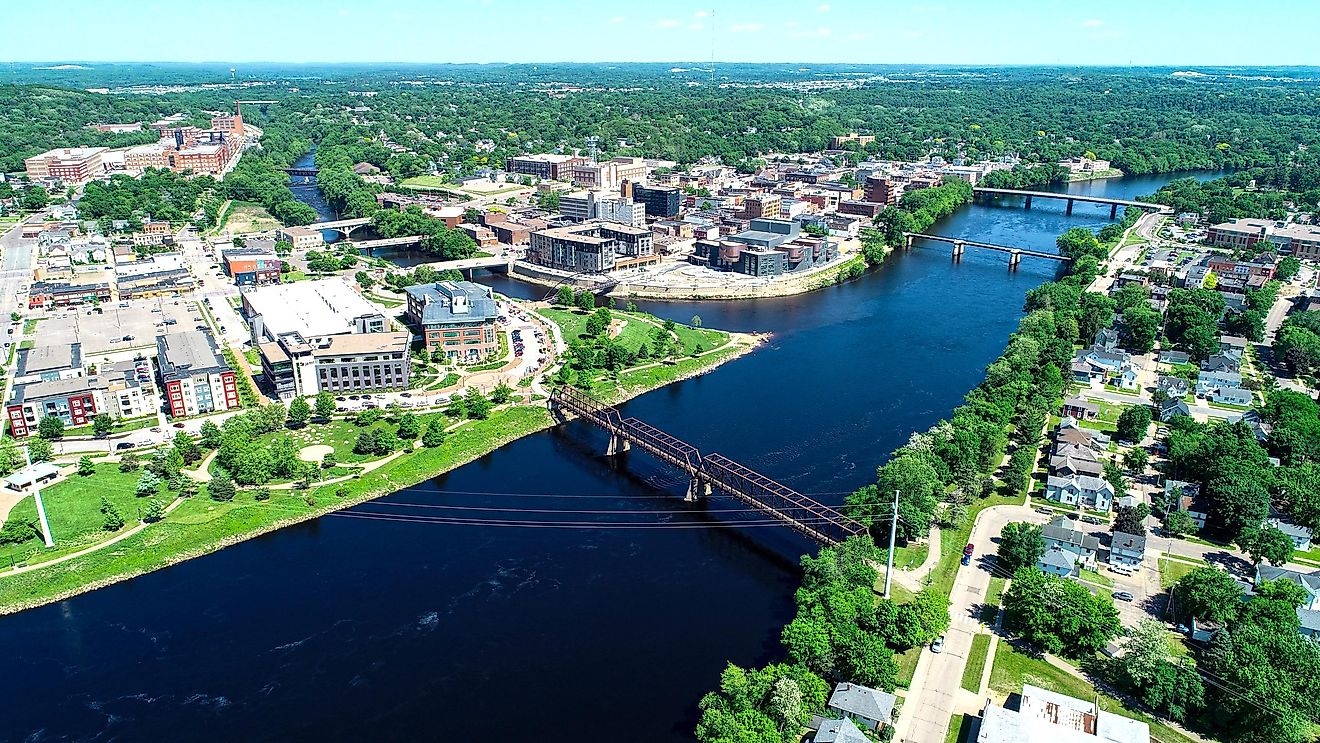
0, 315, 757, 616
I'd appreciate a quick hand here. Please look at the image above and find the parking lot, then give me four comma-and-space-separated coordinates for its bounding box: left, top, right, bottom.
40, 298, 203, 357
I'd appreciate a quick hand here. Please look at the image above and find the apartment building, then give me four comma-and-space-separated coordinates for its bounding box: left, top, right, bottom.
5, 360, 154, 437
505, 153, 587, 181
1208, 218, 1320, 260
863, 175, 901, 205
23, 147, 109, 184
405, 281, 500, 361
529, 222, 656, 273
222, 247, 282, 286
742, 194, 782, 219
260, 331, 411, 399
156, 330, 240, 418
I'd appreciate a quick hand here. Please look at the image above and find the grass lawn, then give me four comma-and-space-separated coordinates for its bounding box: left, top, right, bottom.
1159, 557, 1202, 589
929, 495, 1022, 598
22, 318, 40, 334
281, 271, 309, 283
945, 714, 973, 743
981, 575, 1007, 622
0, 406, 554, 613
1078, 567, 1114, 587
63, 415, 157, 437
961, 634, 992, 693
0, 463, 163, 569
894, 646, 922, 689
989, 643, 1202, 743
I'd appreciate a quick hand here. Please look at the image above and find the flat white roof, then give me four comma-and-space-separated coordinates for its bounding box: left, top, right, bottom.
977, 684, 1148, 743
244, 279, 381, 339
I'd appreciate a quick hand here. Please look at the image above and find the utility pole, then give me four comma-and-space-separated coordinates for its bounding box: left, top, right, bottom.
883, 489, 899, 599
25, 445, 54, 547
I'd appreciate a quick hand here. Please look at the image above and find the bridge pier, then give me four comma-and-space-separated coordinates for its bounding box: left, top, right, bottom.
1110, 203, 1118, 220
952, 240, 965, 261
1024, 195, 1032, 210
606, 432, 631, 456
1065, 198, 1074, 216
1009, 250, 1021, 271
903, 233, 913, 252
684, 476, 711, 503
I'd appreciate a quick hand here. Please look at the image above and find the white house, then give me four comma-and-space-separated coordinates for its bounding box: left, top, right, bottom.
1109, 531, 1147, 570
1045, 474, 1116, 512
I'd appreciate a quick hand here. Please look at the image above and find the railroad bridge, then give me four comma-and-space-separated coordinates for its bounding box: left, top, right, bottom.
550, 386, 866, 546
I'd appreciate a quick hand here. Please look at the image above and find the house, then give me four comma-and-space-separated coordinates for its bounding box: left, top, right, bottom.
1080, 345, 1132, 374
1159, 349, 1191, 366
1050, 453, 1104, 479
3, 462, 61, 492
826, 682, 896, 731
1057, 417, 1110, 452
1220, 335, 1249, 355
1094, 327, 1120, 351
1201, 352, 1242, 374
1267, 518, 1314, 551
1255, 565, 1320, 638
1158, 398, 1191, 422
1234, 410, 1273, 442
1196, 370, 1242, 397
1156, 375, 1190, 398
1060, 396, 1099, 421
1109, 531, 1147, 569
1041, 515, 1103, 567
1117, 367, 1140, 391
1038, 545, 1080, 578
1054, 442, 1100, 463
1165, 480, 1208, 530
1046, 474, 1116, 512
812, 716, 868, 743
976, 684, 1149, 743
1213, 386, 1253, 407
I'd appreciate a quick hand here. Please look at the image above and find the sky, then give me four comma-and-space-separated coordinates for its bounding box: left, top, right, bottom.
5, 0, 1319, 67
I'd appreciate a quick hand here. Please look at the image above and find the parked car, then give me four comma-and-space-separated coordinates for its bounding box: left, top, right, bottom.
1113, 591, 1135, 602
1081, 516, 1105, 525
930, 636, 945, 653
1035, 506, 1053, 515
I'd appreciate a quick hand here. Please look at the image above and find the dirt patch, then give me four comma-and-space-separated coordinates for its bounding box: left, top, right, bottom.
298, 444, 334, 463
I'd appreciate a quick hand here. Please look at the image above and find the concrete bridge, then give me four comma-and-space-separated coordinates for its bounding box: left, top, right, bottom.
972, 187, 1171, 218
550, 386, 867, 546
283, 167, 319, 177
305, 217, 372, 239
903, 233, 1071, 269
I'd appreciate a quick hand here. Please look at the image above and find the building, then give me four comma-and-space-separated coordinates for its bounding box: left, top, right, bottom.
1207, 218, 1320, 260
23, 147, 108, 183
1156, 375, 1190, 398
830, 133, 876, 149
826, 682, 896, 732
1045, 474, 1116, 512
1061, 396, 1099, 421
87, 122, 143, 134
27, 280, 112, 309
837, 200, 884, 218
210, 103, 245, 139
1041, 516, 1102, 568
505, 153, 587, 181
742, 194, 782, 220
223, 247, 282, 286
1038, 545, 1080, 578
405, 281, 500, 361
631, 184, 682, 218
14, 343, 83, 385
528, 222, 656, 273
812, 717, 868, 743
1159, 397, 1192, 422
277, 225, 325, 251
156, 330, 240, 418
1268, 518, 1314, 551
1109, 531, 1147, 569
596, 196, 647, 227
260, 331, 411, 399
691, 218, 839, 278
863, 176, 901, 205
132, 220, 173, 246
3, 462, 61, 493
6, 377, 102, 436
1058, 156, 1112, 174
1196, 369, 1243, 397
242, 279, 387, 345
976, 684, 1149, 743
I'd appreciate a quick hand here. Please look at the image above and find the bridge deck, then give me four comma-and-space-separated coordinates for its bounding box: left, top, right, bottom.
305, 217, 372, 231
550, 386, 864, 546
905, 233, 1069, 261
972, 187, 1165, 210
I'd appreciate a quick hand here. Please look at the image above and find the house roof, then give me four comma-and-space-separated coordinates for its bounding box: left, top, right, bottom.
828, 682, 895, 723
1062, 396, 1099, 414
1054, 443, 1099, 462
813, 717, 868, 743
1267, 518, 1314, 542
1160, 398, 1191, 417
1157, 375, 1189, 391
1050, 455, 1104, 478
4, 462, 60, 488
404, 281, 499, 326
1039, 546, 1079, 571
1257, 565, 1320, 594
1111, 531, 1147, 554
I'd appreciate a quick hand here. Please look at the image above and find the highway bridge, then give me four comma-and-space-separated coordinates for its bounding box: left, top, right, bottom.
972, 187, 1171, 217
903, 233, 1070, 268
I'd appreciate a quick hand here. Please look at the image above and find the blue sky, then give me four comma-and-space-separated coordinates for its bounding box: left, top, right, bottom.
5, 0, 1318, 66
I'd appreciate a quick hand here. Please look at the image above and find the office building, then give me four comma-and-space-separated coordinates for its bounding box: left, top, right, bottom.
23, 147, 109, 184
242, 279, 387, 344
631, 184, 682, 218
863, 176, 901, 205
1208, 218, 1320, 260
691, 218, 838, 277
830, 133, 876, 149
505, 153, 587, 181
156, 330, 240, 418
405, 281, 500, 361
742, 194, 782, 219
276, 225, 325, 251
529, 222, 656, 273
260, 331, 411, 399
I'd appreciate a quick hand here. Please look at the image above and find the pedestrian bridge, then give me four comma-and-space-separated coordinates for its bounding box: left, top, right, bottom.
550, 386, 867, 546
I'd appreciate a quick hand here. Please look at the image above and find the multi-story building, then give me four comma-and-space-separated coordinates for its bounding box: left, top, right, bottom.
405, 281, 500, 361
837, 200, 885, 218
27, 280, 112, 309
23, 147, 108, 184
131, 220, 173, 246
690, 218, 838, 277
1208, 218, 1320, 261
14, 343, 83, 385
156, 330, 240, 418
276, 225, 325, 251
596, 196, 646, 227
260, 331, 411, 399
863, 175, 900, 205
742, 194, 782, 220
1207, 253, 1277, 281
505, 153, 586, 181
630, 184, 681, 218
243, 278, 387, 345
560, 191, 595, 222
5, 360, 154, 437
222, 247, 282, 286
210, 104, 244, 139
830, 133, 875, 149
528, 222, 656, 273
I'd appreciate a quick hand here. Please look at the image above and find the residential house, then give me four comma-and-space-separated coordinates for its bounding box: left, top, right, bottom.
1050, 453, 1104, 479
1094, 327, 1120, 351
1213, 386, 1253, 407
1267, 518, 1314, 551
1234, 410, 1273, 442
1045, 474, 1116, 511
1109, 531, 1147, 569
1073, 345, 1137, 390
1042, 515, 1103, 568
812, 717, 868, 743
1196, 370, 1242, 397
1158, 398, 1191, 422
976, 684, 1149, 743
1201, 352, 1242, 374
826, 682, 896, 732
1220, 335, 1249, 355
1056, 417, 1110, 452
1038, 546, 1080, 578
1255, 565, 1320, 638
1158, 349, 1191, 366
1165, 480, 1208, 530
1156, 375, 1190, 399
1061, 396, 1099, 421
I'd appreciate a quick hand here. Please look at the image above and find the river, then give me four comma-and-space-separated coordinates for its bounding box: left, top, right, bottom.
0, 171, 1220, 742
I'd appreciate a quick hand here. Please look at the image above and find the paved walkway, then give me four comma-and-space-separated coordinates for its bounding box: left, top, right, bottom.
0, 497, 187, 577
894, 527, 941, 592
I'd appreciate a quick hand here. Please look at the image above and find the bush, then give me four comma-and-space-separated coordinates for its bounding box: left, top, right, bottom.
119, 453, 141, 472
0, 518, 38, 545
208, 475, 236, 502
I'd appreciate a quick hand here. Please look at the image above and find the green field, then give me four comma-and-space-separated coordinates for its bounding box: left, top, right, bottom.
1159, 557, 1201, 589
961, 634, 992, 692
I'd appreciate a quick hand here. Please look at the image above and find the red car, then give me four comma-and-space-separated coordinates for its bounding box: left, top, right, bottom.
963, 543, 974, 556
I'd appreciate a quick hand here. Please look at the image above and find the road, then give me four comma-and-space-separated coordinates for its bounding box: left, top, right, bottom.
0, 216, 36, 321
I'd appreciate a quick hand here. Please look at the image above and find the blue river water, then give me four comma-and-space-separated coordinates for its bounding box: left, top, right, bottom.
0, 171, 1221, 742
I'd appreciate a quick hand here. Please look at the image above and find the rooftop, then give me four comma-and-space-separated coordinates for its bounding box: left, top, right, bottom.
16, 342, 82, 376
827, 682, 896, 724
156, 330, 229, 380
244, 279, 383, 339
977, 684, 1149, 743
312, 331, 411, 357
10, 375, 107, 405
405, 281, 499, 326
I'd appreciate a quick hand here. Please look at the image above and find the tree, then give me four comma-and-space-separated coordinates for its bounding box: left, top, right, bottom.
1209, 465, 1271, 540
354, 270, 375, 290
208, 474, 236, 502
766, 677, 803, 734
1163, 510, 1197, 537
575, 289, 595, 311
314, 391, 337, 420
465, 387, 492, 420
1116, 405, 1152, 443
1119, 305, 1160, 354
0, 441, 21, 476
1173, 567, 1242, 625
100, 497, 125, 531
27, 438, 53, 463
77, 455, 95, 476
422, 419, 446, 447
92, 413, 114, 437
1239, 524, 1295, 566
1002, 567, 1121, 656
135, 471, 161, 497
1113, 505, 1145, 536
397, 412, 420, 440
173, 432, 200, 465
118, 452, 140, 472
555, 285, 575, 306
1113, 620, 1205, 723
143, 499, 166, 523
997, 522, 1046, 574
199, 420, 222, 449
37, 415, 65, 440
288, 396, 311, 427
1276, 256, 1302, 281
1103, 460, 1130, 500
490, 381, 514, 405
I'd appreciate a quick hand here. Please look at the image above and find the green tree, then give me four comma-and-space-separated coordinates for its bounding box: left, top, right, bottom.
92, 413, 114, 437
100, 497, 125, 531
314, 391, 337, 420
208, 474, 236, 502
37, 415, 65, 440
397, 412, 420, 440
173, 431, 200, 465
490, 381, 514, 405
1123, 447, 1149, 473
135, 471, 161, 497
1163, 510, 1197, 537
1119, 305, 1160, 353
199, 420, 222, 449
1116, 404, 1152, 442
1239, 524, 1295, 566
575, 289, 595, 311
77, 455, 95, 476
422, 419, 446, 447
997, 522, 1046, 573
1003, 567, 1122, 656
1276, 256, 1302, 281
143, 499, 166, 523
1173, 566, 1242, 625
465, 388, 492, 420
288, 396, 311, 427
27, 438, 53, 463
0, 441, 21, 476
118, 452, 140, 472
555, 285, 575, 306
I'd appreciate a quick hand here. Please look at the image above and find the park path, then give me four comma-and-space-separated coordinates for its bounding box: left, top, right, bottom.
0, 497, 187, 577
893, 527, 941, 592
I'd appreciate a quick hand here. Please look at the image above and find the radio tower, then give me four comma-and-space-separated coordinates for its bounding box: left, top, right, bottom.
586, 135, 599, 163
